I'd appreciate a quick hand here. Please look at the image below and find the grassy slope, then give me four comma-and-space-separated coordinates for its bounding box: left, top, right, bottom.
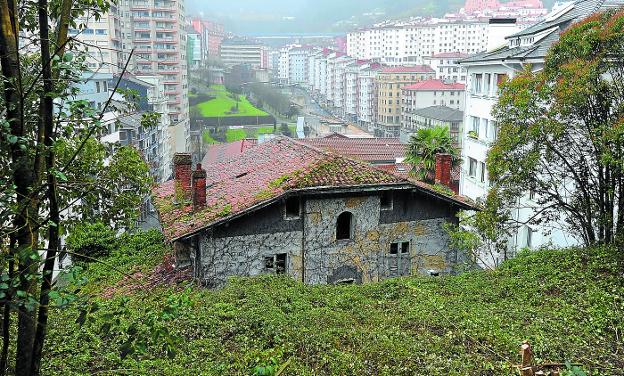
195, 85, 268, 118
43, 234, 624, 375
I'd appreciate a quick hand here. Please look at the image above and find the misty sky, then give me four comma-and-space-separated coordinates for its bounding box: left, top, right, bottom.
186, 0, 470, 34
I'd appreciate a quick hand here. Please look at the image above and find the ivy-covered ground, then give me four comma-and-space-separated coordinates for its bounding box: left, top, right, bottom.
43, 231, 624, 375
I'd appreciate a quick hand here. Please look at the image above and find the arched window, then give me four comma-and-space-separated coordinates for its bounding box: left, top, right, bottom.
336, 212, 353, 240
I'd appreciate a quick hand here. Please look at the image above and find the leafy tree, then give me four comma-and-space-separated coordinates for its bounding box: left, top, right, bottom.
489, 10, 624, 247
444, 188, 513, 269
0, 1, 156, 374
405, 126, 461, 183
280, 123, 292, 137
287, 105, 300, 119
65, 222, 117, 263
56, 140, 152, 231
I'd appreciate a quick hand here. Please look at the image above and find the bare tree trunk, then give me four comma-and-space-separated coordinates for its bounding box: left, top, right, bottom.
0, 255, 14, 376
0, 0, 41, 374
31, 0, 60, 373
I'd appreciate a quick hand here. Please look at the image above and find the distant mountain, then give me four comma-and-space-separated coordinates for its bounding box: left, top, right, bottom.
186, 0, 556, 34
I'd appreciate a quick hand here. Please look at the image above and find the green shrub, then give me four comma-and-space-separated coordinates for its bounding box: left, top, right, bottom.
65, 221, 117, 263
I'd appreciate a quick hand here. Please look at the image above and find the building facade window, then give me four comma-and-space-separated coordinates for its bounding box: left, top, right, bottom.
468, 157, 477, 177
284, 197, 301, 219
336, 212, 354, 240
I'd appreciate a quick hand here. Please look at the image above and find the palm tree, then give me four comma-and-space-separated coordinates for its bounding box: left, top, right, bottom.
405, 126, 461, 183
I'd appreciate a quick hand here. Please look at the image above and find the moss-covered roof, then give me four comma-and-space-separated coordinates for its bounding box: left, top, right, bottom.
153, 137, 474, 242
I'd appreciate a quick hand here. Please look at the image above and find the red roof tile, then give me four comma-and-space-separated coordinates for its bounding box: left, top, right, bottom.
202, 139, 256, 166
301, 137, 406, 163
403, 79, 465, 91
153, 138, 476, 242
381, 65, 435, 73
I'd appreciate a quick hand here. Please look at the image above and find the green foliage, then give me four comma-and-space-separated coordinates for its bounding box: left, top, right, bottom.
42, 238, 624, 375
194, 85, 267, 117
405, 126, 461, 182
280, 122, 292, 137
489, 10, 624, 246
65, 222, 117, 263
248, 82, 291, 115
56, 140, 152, 232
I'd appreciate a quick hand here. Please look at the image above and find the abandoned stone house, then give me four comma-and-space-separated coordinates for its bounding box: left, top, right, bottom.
152, 137, 476, 287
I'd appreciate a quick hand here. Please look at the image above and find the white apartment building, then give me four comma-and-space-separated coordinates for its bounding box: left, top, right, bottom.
458, 0, 624, 267
401, 79, 465, 112
69, 6, 123, 73
356, 63, 382, 131
331, 55, 356, 114
343, 61, 360, 121
423, 52, 470, 83
278, 46, 290, 84
220, 39, 269, 69
347, 18, 522, 66
278, 46, 313, 85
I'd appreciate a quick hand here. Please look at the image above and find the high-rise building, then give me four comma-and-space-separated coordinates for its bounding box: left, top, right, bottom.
457, 0, 624, 267
346, 17, 527, 66
375, 66, 436, 137
220, 39, 269, 69
71, 0, 191, 168
69, 5, 123, 73
190, 17, 225, 62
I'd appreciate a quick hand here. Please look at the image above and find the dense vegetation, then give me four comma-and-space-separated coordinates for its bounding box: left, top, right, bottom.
42, 231, 623, 375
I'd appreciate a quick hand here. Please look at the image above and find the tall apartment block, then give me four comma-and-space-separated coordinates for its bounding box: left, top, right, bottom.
70, 0, 191, 174
375, 66, 436, 137
220, 39, 269, 69
190, 18, 225, 61
69, 5, 123, 73
120, 0, 189, 129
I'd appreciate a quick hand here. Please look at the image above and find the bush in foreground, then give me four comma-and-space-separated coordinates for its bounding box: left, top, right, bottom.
65, 221, 117, 263
43, 237, 624, 375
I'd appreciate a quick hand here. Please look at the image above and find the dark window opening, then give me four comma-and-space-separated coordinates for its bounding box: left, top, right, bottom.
380, 191, 393, 210
265, 253, 287, 274
401, 242, 410, 254
275, 253, 287, 274
390, 241, 410, 255
390, 242, 398, 254
285, 197, 301, 218
336, 211, 353, 240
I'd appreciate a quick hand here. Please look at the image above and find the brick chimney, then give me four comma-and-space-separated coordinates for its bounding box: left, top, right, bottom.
173, 153, 192, 195
192, 163, 207, 210
435, 153, 453, 189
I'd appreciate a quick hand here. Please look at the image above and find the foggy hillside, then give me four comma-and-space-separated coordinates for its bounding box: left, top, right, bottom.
186, 0, 557, 34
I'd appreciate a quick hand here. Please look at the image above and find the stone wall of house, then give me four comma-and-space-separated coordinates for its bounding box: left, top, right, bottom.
302, 195, 459, 284
195, 190, 463, 287
199, 230, 304, 287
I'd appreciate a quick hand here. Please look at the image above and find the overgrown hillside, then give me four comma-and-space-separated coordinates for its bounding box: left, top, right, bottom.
43, 232, 623, 375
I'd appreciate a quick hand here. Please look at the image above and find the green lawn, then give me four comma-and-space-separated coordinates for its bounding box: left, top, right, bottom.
194, 85, 268, 118
225, 125, 297, 142
41, 231, 624, 375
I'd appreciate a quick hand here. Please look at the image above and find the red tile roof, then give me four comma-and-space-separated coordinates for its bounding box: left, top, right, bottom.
153, 137, 476, 242
202, 139, 256, 166
301, 137, 406, 163
403, 79, 465, 91
381, 65, 435, 73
